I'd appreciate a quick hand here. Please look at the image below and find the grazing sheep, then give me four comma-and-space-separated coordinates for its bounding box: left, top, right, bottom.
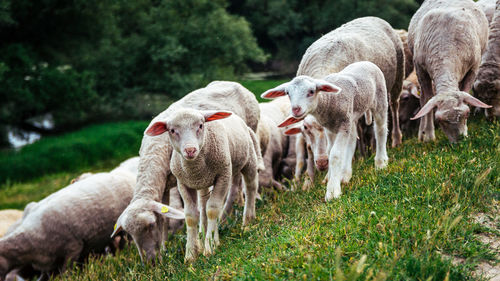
257, 97, 291, 191
399, 71, 421, 137
477, 0, 496, 24
146, 108, 261, 262
113, 81, 261, 263
296, 16, 404, 148
0, 211, 22, 239
284, 115, 329, 191
408, 0, 492, 143
263, 61, 389, 201
0, 158, 178, 280
395, 29, 414, 80
473, 0, 500, 118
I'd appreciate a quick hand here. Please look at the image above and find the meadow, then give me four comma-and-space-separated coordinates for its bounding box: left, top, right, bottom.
0, 80, 498, 280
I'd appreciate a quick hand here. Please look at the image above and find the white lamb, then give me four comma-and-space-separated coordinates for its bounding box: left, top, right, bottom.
0, 157, 183, 280
263, 61, 389, 201
113, 81, 261, 262
145, 108, 261, 262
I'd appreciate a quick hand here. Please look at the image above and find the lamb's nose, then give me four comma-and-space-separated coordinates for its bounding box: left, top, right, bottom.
292, 106, 302, 116
316, 157, 329, 171
184, 147, 197, 157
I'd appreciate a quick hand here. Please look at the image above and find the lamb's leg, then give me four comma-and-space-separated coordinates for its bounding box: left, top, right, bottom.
341, 124, 357, 183
204, 173, 231, 256
389, 95, 402, 147
293, 134, 306, 190
177, 184, 200, 262
373, 108, 389, 169
160, 187, 170, 250
303, 145, 315, 191
220, 175, 242, 223
322, 131, 336, 185
325, 126, 351, 201
198, 188, 210, 236
415, 65, 435, 142
61, 241, 83, 272
242, 164, 258, 226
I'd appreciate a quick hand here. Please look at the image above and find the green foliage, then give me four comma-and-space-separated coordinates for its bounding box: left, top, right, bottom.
240, 79, 290, 102
229, 0, 420, 68
0, 121, 148, 185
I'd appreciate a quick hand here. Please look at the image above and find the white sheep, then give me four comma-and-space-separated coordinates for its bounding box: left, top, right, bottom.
408, 0, 492, 143
145, 108, 261, 262
113, 81, 261, 262
263, 61, 389, 201
0, 211, 23, 240
0, 158, 183, 280
473, 0, 500, 118
295, 16, 404, 148
284, 115, 329, 191
477, 0, 496, 24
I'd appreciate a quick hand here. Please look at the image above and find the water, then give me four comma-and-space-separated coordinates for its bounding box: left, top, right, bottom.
6, 114, 54, 149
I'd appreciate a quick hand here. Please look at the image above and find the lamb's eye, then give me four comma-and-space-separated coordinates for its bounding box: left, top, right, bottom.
307, 90, 314, 97
304, 125, 308, 130
170, 129, 175, 134
199, 124, 203, 129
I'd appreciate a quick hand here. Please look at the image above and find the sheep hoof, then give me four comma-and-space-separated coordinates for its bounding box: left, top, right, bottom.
375, 158, 388, 169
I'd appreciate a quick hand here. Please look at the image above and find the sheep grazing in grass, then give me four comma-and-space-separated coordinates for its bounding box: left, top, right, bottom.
295, 16, 404, 148
408, 0, 492, 143
284, 115, 329, 191
0, 211, 22, 239
113, 81, 261, 263
473, 0, 500, 118
146, 108, 262, 262
257, 97, 291, 191
263, 61, 389, 201
0, 157, 174, 280
399, 71, 421, 137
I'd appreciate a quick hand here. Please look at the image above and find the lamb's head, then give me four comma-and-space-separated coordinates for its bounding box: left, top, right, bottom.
473, 79, 500, 118
146, 108, 232, 161
284, 116, 329, 171
412, 91, 491, 142
399, 80, 421, 133
261, 76, 341, 127
112, 199, 184, 263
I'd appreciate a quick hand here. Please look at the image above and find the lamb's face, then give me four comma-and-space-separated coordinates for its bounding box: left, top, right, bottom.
166, 110, 206, 161
302, 116, 329, 171
434, 95, 470, 143
286, 77, 321, 119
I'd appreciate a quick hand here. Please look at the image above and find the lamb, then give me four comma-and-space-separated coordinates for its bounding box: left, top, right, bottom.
0, 211, 22, 238
477, 0, 496, 24
408, 0, 492, 143
0, 158, 183, 280
263, 61, 389, 201
473, 0, 500, 118
399, 71, 421, 137
113, 81, 261, 262
257, 97, 291, 191
284, 115, 329, 191
295, 16, 404, 148
145, 108, 261, 262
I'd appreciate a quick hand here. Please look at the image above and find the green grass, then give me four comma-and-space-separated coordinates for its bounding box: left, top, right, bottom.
1, 80, 498, 280
0, 121, 148, 186
50, 117, 498, 281
240, 79, 289, 102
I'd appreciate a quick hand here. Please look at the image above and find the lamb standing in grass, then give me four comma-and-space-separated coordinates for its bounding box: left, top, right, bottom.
0, 158, 183, 280
473, 0, 500, 118
408, 0, 492, 142
113, 81, 261, 262
263, 61, 389, 201
146, 108, 261, 262
295, 16, 404, 148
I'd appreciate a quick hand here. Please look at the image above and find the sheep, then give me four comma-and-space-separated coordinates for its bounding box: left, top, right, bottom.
284, 115, 329, 191
408, 0, 492, 143
113, 81, 261, 263
145, 108, 261, 262
295, 16, 404, 148
395, 29, 414, 80
263, 61, 389, 201
473, 0, 500, 118
257, 97, 291, 191
0, 211, 22, 239
399, 71, 421, 137
0, 158, 183, 280
477, 0, 496, 24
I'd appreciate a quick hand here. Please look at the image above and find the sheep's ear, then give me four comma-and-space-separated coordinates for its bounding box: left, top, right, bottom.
146, 122, 168, 136
111, 219, 124, 238
284, 127, 302, 135
203, 111, 232, 122
461, 92, 492, 108
278, 116, 303, 128
152, 202, 185, 220
410, 85, 420, 99
261, 82, 289, 99
315, 80, 341, 94
411, 97, 439, 120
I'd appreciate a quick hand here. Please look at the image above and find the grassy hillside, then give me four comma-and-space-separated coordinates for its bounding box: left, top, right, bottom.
52, 117, 499, 281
